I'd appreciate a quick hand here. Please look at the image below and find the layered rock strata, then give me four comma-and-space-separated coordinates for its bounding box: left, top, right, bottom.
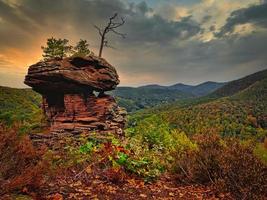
24, 55, 126, 135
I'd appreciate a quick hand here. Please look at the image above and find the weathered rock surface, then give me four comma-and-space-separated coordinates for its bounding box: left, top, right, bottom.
24, 56, 126, 135
42, 93, 126, 134
25, 55, 119, 93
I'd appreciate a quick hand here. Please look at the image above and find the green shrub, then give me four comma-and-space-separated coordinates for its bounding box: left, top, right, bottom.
254, 142, 267, 164
127, 115, 173, 150
125, 116, 198, 181
80, 141, 97, 154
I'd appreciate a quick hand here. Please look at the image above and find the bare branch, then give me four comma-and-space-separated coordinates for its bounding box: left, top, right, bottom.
94, 13, 125, 57
94, 25, 103, 36
109, 17, 125, 29
110, 29, 126, 38
109, 13, 118, 22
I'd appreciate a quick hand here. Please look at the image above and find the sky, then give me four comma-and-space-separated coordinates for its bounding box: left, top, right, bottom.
0, 0, 267, 88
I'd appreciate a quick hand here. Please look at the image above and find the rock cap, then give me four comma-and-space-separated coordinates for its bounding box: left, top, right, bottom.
24, 55, 119, 93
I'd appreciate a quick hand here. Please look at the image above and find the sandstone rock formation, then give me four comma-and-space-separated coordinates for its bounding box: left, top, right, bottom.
24, 55, 126, 135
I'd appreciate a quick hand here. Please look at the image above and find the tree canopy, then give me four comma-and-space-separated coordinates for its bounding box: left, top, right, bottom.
41, 38, 95, 60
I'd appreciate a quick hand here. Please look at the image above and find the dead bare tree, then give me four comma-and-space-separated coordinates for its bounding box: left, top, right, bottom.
94, 13, 126, 57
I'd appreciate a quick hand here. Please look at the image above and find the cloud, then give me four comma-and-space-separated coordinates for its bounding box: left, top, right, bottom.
216, 1, 267, 37
154, 3, 190, 21
0, 0, 267, 87
107, 29, 267, 86
0, 56, 11, 68
149, 0, 261, 42
123, 15, 202, 45
0, 0, 202, 51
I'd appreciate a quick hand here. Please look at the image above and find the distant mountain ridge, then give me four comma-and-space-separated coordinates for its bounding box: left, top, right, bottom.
111, 81, 225, 111
211, 69, 267, 97
134, 81, 226, 96
110, 87, 194, 112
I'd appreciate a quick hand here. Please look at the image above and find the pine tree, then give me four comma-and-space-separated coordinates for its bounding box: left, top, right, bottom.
41, 37, 73, 60
73, 39, 91, 57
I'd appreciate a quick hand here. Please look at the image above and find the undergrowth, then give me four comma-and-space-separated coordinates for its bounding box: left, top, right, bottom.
0, 126, 48, 197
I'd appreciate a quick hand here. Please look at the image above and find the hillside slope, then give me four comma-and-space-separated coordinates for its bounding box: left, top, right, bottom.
130, 77, 267, 139
0, 86, 42, 130
169, 78, 266, 138
212, 69, 267, 97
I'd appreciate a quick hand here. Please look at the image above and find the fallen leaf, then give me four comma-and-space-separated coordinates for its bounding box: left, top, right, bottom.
169, 192, 175, 196
85, 166, 92, 173
51, 193, 63, 200
140, 194, 147, 198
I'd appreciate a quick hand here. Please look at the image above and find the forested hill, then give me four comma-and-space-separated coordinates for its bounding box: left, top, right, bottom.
0, 86, 42, 130
211, 69, 267, 97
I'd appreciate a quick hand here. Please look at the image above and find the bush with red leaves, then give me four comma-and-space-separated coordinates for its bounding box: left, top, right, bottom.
0, 126, 47, 195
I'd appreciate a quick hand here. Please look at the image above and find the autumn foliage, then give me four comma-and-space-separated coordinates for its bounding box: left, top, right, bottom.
0, 126, 47, 195
174, 134, 267, 199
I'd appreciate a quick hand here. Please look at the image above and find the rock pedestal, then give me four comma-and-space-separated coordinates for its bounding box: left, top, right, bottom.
24, 55, 126, 135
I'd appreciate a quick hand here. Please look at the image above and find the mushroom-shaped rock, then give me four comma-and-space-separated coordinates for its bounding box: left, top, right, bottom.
24, 55, 119, 93
24, 56, 126, 136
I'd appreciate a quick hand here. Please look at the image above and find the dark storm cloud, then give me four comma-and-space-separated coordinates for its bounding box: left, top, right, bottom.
134, 1, 152, 14
209, 25, 215, 31
0, 0, 202, 48
201, 15, 212, 24
216, 1, 267, 37
186, 33, 267, 66
0, 0, 126, 51
123, 15, 202, 44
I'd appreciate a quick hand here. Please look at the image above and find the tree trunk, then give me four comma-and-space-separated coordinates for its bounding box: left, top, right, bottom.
99, 35, 105, 57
